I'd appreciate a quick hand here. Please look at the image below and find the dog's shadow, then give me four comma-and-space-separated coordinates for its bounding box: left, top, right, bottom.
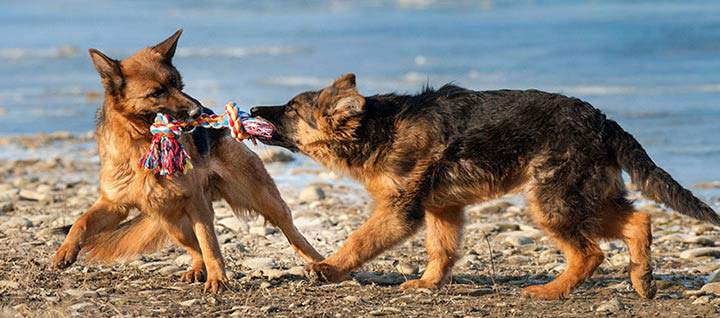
344, 271, 708, 295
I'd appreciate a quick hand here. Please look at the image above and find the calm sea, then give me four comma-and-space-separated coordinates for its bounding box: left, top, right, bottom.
0, 0, 718, 199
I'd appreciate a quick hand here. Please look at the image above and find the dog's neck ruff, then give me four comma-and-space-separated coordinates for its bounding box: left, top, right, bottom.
140, 102, 275, 176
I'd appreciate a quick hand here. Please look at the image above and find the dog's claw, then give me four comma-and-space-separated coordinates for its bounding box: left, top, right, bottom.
180, 268, 206, 283
52, 243, 80, 269
203, 279, 227, 293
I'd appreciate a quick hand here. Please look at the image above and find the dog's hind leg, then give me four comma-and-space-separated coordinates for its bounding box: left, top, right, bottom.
598, 198, 656, 299
53, 198, 129, 268
400, 206, 465, 289
522, 189, 605, 300
522, 228, 604, 300
161, 215, 206, 283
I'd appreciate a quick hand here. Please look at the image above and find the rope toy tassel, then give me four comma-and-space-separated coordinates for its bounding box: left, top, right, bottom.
139, 102, 275, 176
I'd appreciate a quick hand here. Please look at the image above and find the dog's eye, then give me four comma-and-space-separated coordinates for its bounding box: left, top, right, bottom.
147, 87, 166, 99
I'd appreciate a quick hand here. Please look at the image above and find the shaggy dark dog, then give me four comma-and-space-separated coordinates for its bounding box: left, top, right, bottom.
251, 73, 719, 299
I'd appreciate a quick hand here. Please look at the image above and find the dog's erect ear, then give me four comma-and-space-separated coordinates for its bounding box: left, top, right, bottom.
89, 48, 122, 91
152, 29, 183, 61
331, 73, 357, 91
320, 73, 365, 120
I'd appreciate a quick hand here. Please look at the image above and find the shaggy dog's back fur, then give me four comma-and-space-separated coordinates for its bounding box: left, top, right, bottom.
251, 74, 718, 300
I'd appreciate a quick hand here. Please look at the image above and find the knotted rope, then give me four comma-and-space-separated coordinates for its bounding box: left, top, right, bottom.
140, 102, 275, 176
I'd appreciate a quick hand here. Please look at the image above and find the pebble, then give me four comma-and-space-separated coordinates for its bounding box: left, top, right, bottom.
175, 254, 192, 267
684, 290, 705, 297
0, 280, 19, 289
158, 265, 181, 275
180, 299, 199, 307
262, 269, 286, 280
700, 282, 720, 296
499, 232, 533, 246
506, 255, 531, 265
64, 289, 99, 298
692, 224, 715, 235
692, 295, 712, 305
344, 295, 361, 303
369, 307, 401, 316
18, 189, 51, 202
475, 223, 499, 234
259, 281, 272, 289
609, 253, 630, 267
287, 266, 306, 277
218, 217, 246, 232
242, 257, 276, 270
595, 297, 624, 313
658, 234, 714, 246
2, 216, 32, 229
259, 149, 295, 163
69, 302, 93, 311
496, 223, 520, 232
138, 261, 174, 271
249, 226, 277, 236
0, 201, 13, 213
707, 269, 720, 283
0, 189, 19, 202
396, 262, 419, 275
680, 247, 720, 259
299, 186, 326, 203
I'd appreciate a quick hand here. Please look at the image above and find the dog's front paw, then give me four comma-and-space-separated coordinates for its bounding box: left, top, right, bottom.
180, 267, 206, 283
305, 262, 350, 283
522, 285, 569, 300
400, 279, 442, 290
53, 243, 80, 269
203, 278, 227, 293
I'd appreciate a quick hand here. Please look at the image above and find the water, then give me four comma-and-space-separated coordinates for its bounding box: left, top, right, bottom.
0, 0, 718, 199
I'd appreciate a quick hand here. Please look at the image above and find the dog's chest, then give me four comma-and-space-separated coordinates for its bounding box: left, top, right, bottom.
101, 166, 190, 213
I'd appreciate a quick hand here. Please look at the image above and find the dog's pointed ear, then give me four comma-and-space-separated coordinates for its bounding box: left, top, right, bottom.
89, 48, 122, 91
331, 73, 358, 92
152, 29, 183, 61
321, 74, 365, 119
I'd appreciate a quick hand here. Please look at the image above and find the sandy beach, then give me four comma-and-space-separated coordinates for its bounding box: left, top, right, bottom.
0, 132, 719, 317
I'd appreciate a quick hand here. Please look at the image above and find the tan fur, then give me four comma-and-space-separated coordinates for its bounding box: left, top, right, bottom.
53, 31, 323, 293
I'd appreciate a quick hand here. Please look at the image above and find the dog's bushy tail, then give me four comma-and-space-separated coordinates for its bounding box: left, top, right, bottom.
605, 119, 720, 225
82, 215, 169, 262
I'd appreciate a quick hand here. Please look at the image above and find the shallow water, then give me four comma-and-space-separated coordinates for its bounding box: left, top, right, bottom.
0, 0, 718, 198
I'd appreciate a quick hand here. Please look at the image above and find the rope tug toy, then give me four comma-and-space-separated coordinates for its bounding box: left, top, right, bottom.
140, 102, 275, 176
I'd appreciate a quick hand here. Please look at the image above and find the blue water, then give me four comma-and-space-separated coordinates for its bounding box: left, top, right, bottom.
0, 0, 718, 198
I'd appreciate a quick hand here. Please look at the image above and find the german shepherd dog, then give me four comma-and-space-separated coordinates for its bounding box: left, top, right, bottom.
52, 30, 323, 293
251, 73, 720, 299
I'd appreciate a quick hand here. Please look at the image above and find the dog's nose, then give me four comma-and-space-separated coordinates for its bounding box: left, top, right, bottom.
250, 107, 261, 117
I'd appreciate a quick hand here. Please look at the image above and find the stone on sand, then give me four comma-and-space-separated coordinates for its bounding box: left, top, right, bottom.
299, 186, 326, 203
679, 247, 720, 259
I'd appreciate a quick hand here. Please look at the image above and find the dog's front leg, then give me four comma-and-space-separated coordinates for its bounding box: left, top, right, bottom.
186, 199, 226, 293
53, 198, 129, 269
306, 201, 424, 282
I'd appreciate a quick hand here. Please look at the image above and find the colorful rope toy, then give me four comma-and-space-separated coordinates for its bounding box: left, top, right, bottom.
140, 102, 275, 176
